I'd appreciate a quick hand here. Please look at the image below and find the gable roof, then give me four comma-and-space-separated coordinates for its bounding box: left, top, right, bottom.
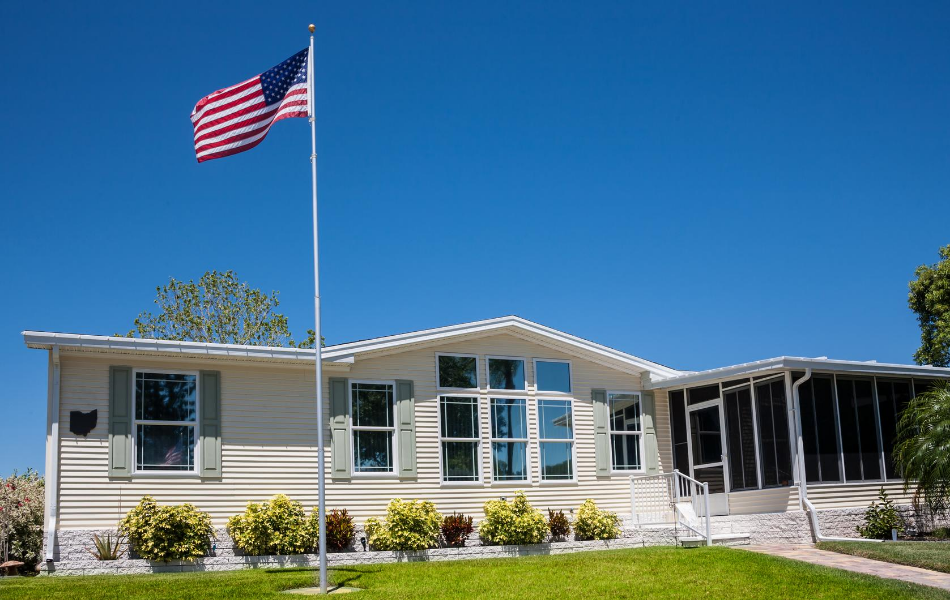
22, 316, 681, 378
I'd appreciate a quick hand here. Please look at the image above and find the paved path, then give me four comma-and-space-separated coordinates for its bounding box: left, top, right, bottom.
745, 544, 950, 592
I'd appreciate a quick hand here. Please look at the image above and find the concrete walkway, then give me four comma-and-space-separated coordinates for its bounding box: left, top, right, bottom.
745, 544, 950, 592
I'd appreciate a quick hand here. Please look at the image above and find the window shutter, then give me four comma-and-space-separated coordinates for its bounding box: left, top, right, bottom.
641, 391, 659, 475
396, 379, 417, 478
108, 366, 133, 478
592, 388, 610, 476
199, 371, 222, 478
329, 378, 351, 479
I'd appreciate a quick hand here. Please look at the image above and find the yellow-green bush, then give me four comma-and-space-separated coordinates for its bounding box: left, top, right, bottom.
364, 498, 442, 551
479, 492, 548, 545
227, 494, 317, 555
119, 496, 214, 562
573, 499, 621, 541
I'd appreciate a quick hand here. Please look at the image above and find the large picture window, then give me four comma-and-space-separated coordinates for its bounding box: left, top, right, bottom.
609, 392, 642, 471
538, 399, 574, 480
134, 371, 197, 472
351, 381, 396, 474
440, 396, 480, 482
488, 358, 526, 390
437, 354, 478, 389
490, 398, 528, 481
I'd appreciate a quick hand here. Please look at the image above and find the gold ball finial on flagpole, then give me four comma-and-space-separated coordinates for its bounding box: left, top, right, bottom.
308, 24, 315, 33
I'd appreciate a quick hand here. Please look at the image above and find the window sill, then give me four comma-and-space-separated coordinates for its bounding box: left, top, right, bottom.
350, 473, 400, 479
130, 472, 202, 478
440, 481, 486, 488
538, 479, 578, 486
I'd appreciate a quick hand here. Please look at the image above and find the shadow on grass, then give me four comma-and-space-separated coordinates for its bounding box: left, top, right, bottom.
263, 566, 378, 590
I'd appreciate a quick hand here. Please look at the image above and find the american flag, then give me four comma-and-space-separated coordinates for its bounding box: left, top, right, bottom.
191, 48, 310, 163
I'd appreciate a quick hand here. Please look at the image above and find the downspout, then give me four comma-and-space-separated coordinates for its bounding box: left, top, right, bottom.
44, 345, 61, 563
791, 368, 882, 543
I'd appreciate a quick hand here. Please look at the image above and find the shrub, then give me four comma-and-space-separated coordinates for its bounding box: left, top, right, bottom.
365, 499, 442, 551
548, 509, 571, 541
573, 499, 621, 541
325, 509, 355, 552
86, 532, 122, 561
442, 513, 474, 547
933, 526, 950, 540
228, 494, 314, 556
857, 488, 905, 540
479, 492, 548, 546
0, 469, 44, 571
119, 496, 214, 562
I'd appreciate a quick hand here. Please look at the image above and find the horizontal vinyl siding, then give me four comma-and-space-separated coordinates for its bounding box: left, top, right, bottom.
54, 332, 650, 529
806, 481, 914, 510
728, 486, 800, 514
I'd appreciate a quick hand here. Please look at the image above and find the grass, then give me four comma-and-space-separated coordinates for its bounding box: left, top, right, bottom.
2, 546, 949, 599
818, 541, 950, 574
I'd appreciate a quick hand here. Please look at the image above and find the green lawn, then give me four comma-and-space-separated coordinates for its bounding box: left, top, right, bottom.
2, 546, 948, 599
817, 541, 950, 574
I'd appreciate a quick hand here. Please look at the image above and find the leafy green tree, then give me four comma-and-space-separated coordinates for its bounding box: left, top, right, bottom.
895, 381, 950, 515
909, 245, 950, 367
120, 270, 318, 348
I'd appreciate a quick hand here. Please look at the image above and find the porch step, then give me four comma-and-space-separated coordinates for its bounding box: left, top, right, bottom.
678, 533, 751, 548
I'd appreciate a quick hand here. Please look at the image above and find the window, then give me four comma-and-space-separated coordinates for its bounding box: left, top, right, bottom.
754, 378, 792, 488
536, 360, 571, 393
687, 385, 720, 406
134, 371, 197, 472
438, 354, 478, 389
538, 399, 574, 480
488, 358, 525, 390
439, 396, 480, 482
798, 375, 841, 483
351, 381, 395, 474
609, 392, 642, 470
490, 398, 528, 481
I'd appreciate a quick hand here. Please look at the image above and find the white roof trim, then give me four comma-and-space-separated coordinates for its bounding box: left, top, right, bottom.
647, 356, 950, 389
21, 316, 681, 378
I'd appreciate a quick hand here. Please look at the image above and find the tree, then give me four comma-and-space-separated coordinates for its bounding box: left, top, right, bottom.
121, 270, 318, 348
895, 381, 950, 516
909, 244, 950, 367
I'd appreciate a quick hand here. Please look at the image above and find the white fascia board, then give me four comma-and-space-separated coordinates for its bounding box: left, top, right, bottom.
647, 356, 950, 389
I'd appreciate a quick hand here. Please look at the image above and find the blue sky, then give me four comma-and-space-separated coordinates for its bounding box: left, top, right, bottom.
1, 1, 948, 477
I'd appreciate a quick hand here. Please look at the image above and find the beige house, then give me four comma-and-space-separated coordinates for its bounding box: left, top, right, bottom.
23, 315, 950, 563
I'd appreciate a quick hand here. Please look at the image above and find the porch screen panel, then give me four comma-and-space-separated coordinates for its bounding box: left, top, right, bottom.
836, 379, 862, 481
755, 379, 793, 488
798, 375, 840, 483
669, 390, 689, 472
855, 380, 881, 480
724, 386, 757, 491
687, 385, 720, 406
876, 380, 910, 480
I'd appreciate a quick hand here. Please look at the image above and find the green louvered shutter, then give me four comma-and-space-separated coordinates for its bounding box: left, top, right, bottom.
592, 388, 610, 476
641, 391, 659, 475
329, 378, 351, 479
109, 366, 133, 478
199, 371, 222, 478
396, 380, 417, 478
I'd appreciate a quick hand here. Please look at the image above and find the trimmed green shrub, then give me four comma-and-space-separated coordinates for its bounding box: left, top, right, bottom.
479, 492, 548, 546
0, 469, 44, 571
119, 496, 214, 562
573, 499, 621, 541
857, 488, 905, 540
365, 499, 443, 551
441, 513, 474, 547
548, 509, 571, 541
227, 494, 315, 556
325, 509, 355, 552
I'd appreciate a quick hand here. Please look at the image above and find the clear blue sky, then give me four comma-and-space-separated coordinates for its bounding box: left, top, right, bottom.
2, 1, 948, 477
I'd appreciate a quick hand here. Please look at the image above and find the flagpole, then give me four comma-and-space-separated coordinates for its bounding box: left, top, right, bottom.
307, 23, 328, 595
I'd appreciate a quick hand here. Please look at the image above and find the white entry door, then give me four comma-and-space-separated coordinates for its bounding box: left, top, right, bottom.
686, 399, 730, 516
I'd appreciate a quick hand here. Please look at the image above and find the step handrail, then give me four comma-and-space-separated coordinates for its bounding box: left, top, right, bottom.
630, 470, 711, 546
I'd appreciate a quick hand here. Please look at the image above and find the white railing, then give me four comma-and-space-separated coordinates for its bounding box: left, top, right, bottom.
630, 470, 711, 545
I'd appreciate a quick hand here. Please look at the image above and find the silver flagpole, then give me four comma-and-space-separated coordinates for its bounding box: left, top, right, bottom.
307, 23, 329, 595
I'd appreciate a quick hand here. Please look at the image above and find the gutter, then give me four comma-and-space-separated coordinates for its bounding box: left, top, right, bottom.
791, 368, 883, 544
44, 345, 61, 562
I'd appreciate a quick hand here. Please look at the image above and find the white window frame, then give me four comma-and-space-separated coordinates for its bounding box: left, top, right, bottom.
349, 379, 398, 477
608, 390, 645, 474
536, 397, 577, 483
437, 395, 483, 486
435, 352, 481, 391
131, 368, 201, 477
487, 355, 528, 392
489, 396, 531, 484
533, 358, 573, 395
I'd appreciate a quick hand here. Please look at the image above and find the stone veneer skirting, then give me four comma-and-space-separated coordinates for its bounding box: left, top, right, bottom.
40, 507, 889, 576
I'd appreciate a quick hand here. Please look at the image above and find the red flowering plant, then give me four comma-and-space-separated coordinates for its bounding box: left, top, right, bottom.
0, 469, 44, 572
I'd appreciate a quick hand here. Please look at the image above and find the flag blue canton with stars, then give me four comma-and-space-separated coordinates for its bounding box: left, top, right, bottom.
261, 48, 309, 106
